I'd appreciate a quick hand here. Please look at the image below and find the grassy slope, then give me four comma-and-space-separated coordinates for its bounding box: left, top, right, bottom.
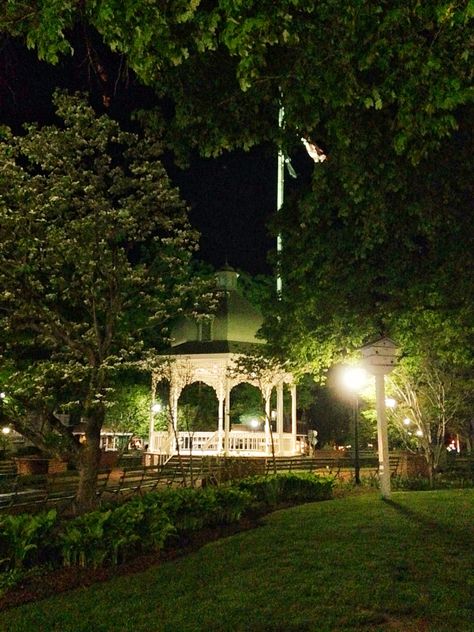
1, 490, 473, 632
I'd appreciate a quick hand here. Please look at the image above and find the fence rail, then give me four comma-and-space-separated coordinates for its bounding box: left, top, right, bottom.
1, 453, 473, 514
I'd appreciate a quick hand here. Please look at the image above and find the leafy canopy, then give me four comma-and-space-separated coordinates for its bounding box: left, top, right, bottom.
0, 92, 211, 458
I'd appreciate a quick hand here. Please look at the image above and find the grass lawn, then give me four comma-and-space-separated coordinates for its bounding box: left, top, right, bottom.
1, 489, 473, 632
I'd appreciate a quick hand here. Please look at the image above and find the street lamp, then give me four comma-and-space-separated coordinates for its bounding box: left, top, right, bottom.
341, 367, 367, 485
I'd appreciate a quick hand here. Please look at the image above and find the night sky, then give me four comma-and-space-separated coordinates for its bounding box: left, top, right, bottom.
0, 41, 310, 276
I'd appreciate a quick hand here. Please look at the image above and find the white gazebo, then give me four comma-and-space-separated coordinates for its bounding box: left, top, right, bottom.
147, 267, 304, 459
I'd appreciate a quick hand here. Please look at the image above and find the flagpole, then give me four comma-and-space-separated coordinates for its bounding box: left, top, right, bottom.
276, 103, 326, 297
276, 105, 285, 296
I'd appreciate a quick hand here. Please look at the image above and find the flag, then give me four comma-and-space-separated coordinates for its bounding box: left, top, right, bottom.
301, 138, 327, 163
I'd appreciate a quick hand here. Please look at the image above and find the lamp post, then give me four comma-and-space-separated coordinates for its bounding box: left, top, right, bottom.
360, 337, 398, 499
341, 367, 367, 485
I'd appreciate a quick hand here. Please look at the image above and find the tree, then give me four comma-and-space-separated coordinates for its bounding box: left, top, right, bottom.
263, 100, 473, 375
1, 2, 472, 453
1, 1, 471, 160
387, 356, 471, 484
104, 372, 152, 440
0, 92, 212, 511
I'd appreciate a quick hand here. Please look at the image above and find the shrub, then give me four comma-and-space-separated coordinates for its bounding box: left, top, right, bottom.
0, 509, 57, 571
131, 495, 175, 551
391, 476, 433, 491
152, 488, 219, 533
237, 473, 334, 507
59, 510, 111, 568
207, 487, 253, 525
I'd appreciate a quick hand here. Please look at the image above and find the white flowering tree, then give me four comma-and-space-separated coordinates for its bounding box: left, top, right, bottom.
0, 92, 212, 511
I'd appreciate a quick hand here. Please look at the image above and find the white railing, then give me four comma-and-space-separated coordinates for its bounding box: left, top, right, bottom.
149, 430, 305, 456
177, 431, 220, 452
227, 431, 267, 454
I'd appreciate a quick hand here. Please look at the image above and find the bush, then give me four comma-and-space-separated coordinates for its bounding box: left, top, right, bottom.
59, 510, 111, 568
137, 486, 254, 535
237, 473, 334, 507
391, 476, 433, 491
0, 470, 334, 592
0, 509, 57, 571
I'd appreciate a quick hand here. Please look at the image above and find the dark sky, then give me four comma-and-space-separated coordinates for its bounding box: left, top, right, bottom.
0, 41, 294, 276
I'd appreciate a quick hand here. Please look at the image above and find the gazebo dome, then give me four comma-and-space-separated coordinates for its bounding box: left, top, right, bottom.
169, 266, 264, 353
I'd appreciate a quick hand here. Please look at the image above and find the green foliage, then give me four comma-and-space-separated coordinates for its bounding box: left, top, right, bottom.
105, 377, 152, 438
178, 382, 219, 433
211, 487, 253, 524
2, 491, 474, 632
59, 510, 111, 568
59, 499, 175, 568
2, 2, 470, 161
237, 472, 334, 507
0, 509, 57, 571
386, 355, 472, 477
0, 91, 213, 505
150, 487, 220, 533
391, 476, 434, 492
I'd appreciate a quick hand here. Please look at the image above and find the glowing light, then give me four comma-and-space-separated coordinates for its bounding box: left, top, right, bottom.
0, 392, 5, 399
403, 418, 411, 426
249, 419, 259, 428
151, 402, 162, 414
1, 427, 10, 435
385, 398, 397, 409
416, 430, 423, 437
341, 367, 367, 393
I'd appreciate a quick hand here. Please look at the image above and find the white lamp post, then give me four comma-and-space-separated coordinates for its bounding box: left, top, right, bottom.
360, 337, 398, 499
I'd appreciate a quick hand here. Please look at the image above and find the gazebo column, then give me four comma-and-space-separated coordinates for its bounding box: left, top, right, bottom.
169, 385, 180, 455
290, 384, 297, 454
217, 395, 225, 455
148, 373, 158, 452
224, 382, 231, 455
264, 392, 272, 456
276, 382, 284, 455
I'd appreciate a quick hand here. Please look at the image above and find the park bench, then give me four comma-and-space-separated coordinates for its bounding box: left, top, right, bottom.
264, 454, 400, 480
104, 463, 186, 499
105, 457, 221, 498
0, 460, 17, 479
0, 469, 111, 514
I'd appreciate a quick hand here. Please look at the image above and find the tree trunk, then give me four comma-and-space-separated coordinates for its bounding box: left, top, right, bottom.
75, 416, 103, 513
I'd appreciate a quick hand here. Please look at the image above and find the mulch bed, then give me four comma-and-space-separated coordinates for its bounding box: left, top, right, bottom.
0, 514, 264, 612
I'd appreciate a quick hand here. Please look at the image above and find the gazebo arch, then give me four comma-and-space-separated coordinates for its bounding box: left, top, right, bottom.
147, 267, 303, 458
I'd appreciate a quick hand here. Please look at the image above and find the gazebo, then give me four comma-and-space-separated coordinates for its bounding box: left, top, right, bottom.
147, 267, 304, 459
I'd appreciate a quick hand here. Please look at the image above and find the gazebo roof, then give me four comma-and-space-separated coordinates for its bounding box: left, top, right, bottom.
166, 340, 262, 356
167, 266, 264, 354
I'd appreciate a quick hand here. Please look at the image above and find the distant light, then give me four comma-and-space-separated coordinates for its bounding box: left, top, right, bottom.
415, 430, 423, 437
0, 392, 5, 399
250, 419, 259, 428
1, 427, 10, 435
151, 403, 162, 414
385, 398, 397, 409
403, 418, 411, 426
